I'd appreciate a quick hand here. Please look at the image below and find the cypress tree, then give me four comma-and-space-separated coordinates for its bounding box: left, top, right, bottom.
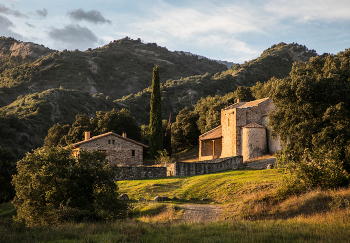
149, 66, 163, 157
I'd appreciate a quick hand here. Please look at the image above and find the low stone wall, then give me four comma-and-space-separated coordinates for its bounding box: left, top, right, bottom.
115, 166, 167, 181
174, 155, 243, 177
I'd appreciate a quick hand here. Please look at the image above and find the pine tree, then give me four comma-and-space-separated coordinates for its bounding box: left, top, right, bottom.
149, 66, 163, 158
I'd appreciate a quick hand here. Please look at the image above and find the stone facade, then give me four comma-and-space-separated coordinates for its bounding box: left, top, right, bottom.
242, 123, 267, 161
71, 132, 148, 166
199, 98, 282, 161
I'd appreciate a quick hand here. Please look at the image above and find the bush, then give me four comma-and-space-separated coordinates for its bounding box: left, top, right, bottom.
12, 147, 127, 226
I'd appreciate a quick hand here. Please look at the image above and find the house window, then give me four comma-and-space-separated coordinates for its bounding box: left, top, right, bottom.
112, 140, 115, 144
108, 140, 110, 144
132, 150, 135, 156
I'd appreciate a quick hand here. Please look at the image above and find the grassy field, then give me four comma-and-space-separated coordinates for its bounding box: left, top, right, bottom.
2, 168, 350, 242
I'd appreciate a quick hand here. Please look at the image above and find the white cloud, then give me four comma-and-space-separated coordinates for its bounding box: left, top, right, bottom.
265, 0, 350, 22
0, 4, 27, 18
48, 24, 99, 51
36, 8, 48, 18
0, 15, 23, 39
67, 8, 112, 24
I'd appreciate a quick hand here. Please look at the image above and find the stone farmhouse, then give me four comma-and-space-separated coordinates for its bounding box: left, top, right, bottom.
71, 131, 148, 166
199, 98, 282, 161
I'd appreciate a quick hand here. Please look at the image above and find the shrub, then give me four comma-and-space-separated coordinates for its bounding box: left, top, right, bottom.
12, 147, 127, 226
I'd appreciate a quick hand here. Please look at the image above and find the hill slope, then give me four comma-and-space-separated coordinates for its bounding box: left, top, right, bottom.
118, 42, 317, 124
0, 38, 317, 156
0, 36, 227, 107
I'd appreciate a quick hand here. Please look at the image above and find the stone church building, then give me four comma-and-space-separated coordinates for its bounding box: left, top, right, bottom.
199, 98, 282, 161
71, 131, 148, 166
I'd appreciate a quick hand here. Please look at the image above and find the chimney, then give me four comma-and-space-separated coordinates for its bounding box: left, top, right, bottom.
122, 132, 127, 138
85, 131, 90, 141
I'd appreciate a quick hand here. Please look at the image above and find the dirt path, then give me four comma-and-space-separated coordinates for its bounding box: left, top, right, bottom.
181, 204, 223, 223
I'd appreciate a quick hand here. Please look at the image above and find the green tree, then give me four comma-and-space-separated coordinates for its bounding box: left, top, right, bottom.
270, 51, 350, 189
66, 114, 92, 144
0, 146, 16, 203
234, 86, 254, 101
43, 123, 70, 147
95, 109, 141, 142
171, 107, 200, 150
12, 147, 127, 226
149, 66, 163, 157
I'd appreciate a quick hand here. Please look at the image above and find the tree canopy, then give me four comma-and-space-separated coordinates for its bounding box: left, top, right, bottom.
269, 50, 350, 188
12, 147, 127, 226
44, 108, 141, 147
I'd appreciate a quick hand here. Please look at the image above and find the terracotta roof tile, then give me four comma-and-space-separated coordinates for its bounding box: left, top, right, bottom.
199, 126, 222, 140
71, 132, 149, 148
242, 122, 265, 128
222, 97, 270, 111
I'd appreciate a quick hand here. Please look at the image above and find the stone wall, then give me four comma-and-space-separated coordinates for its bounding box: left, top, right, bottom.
174, 155, 243, 177
77, 134, 144, 166
242, 125, 267, 161
115, 166, 167, 181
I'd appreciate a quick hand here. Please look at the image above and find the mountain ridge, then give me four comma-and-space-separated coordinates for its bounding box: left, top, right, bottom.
0, 37, 317, 156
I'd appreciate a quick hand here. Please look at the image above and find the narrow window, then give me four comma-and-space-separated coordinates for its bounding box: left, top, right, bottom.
228, 118, 230, 127
108, 140, 110, 144
132, 150, 135, 156
112, 140, 115, 144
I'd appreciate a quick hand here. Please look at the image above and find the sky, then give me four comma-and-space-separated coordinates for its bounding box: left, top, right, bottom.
1, 0, 350, 63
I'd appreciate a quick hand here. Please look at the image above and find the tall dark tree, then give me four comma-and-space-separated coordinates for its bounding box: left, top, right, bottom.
163, 113, 172, 156
0, 146, 16, 203
149, 66, 163, 157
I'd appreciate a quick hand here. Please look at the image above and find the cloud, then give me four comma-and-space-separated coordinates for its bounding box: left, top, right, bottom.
36, 8, 47, 18
0, 4, 27, 18
67, 8, 112, 24
0, 15, 23, 39
48, 24, 99, 50
265, 0, 350, 22
26, 22, 35, 28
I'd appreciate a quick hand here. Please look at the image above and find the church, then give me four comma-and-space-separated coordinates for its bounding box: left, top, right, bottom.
199, 98, 282, 161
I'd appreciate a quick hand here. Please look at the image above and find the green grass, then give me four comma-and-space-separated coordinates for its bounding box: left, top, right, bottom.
2, 169, 350, 242
117, 168, 279, 204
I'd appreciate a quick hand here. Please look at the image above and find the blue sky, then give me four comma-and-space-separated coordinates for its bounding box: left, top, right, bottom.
1, 0, 350, 63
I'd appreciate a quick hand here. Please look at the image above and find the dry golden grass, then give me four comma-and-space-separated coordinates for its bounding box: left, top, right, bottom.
134, 202, 183, 223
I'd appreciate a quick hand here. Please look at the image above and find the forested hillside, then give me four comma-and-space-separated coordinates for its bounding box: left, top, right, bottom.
0, 37, 317, 157
119, 42, 317, 124
0, 36, 227, 107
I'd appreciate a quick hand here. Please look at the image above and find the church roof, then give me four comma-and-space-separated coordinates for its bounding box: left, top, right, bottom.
71, 132, 149, 148
242, 122, 266, 128
199, 125, 222, 141
222, 97, 270, 111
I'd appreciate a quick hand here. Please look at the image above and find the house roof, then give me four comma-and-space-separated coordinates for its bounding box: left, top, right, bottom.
71, 132, 149, 148
222, 97, 270, 111
242, 122, 266, 129
199, 125, 222, 141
